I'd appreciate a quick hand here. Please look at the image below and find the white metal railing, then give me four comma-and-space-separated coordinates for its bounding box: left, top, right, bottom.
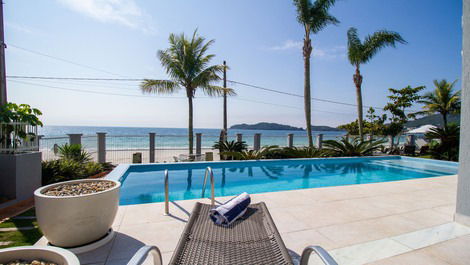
0, 122, 39, 153
201, 167, 215, 207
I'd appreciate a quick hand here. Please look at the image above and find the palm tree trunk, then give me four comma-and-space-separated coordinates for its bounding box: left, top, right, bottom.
223, 61, 228, 133
188, 95, 194, 154
353, 66, 364, 140
442, 112, 448, 128
303, 36, 313, 147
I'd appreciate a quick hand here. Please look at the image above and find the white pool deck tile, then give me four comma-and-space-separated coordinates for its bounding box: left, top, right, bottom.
391, 222, 470, 250
35, 174, 470, 265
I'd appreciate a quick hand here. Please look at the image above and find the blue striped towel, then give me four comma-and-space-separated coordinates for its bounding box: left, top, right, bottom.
209, 192, 251, 226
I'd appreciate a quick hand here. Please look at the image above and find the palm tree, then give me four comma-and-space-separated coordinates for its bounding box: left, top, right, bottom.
293, 0, 339, 147
347, 27, 406, 140
141, 30, 234, 154
418, 79, 461, 127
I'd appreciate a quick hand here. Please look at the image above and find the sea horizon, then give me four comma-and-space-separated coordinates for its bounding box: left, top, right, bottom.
39, 125, 346, 137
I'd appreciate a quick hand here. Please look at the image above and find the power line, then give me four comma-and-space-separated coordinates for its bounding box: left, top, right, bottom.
10, 79, 355, 115
9, 44, 127, 78
229, 80, 383, 110
9, 80, 187, 99
7, 75, 142, 81
7, 45, 422, 112
7, 75, 421, 112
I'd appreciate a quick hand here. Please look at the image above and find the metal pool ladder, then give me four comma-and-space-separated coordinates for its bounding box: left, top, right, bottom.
201, 167, 215, 207
163, 167, 215, 215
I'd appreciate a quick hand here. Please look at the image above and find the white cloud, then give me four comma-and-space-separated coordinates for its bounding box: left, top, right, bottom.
268, 40, 346, 59
313, 45, 346, 59
56, 0, 154, 33
269, 40, 303, 51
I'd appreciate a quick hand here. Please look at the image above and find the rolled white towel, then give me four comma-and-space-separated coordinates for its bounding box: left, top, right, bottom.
209, 192, 251, 226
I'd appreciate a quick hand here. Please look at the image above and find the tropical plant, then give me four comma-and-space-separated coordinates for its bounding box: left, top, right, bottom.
384, 86, 425, 122
418, 79, 461, 127
293, 0, 339, 147
425, 123, 460, 161
42, 159, 104, 185
213, 140, 247, 160
57, 144, 92, 163
347, 27, 406, 139
290, 146, 325, 158
383, 85, 425, 147
225, 145, 279, 160
141, 30, 234, 154
322, 137, 386, 157
0, 103, 43, 152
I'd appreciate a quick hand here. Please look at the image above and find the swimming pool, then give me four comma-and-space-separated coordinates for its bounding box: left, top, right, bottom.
106, 156, 458, 205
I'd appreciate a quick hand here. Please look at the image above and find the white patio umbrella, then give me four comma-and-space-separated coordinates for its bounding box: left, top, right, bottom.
407, 124, 437, 134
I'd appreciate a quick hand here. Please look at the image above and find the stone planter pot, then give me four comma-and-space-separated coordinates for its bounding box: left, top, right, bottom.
0, 246, 80, 265
34, 179, 121, 248
0, 152, 42, 201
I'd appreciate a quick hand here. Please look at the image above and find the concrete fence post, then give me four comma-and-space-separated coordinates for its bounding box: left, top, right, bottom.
37, 135, 44, 151
317, 134, 324, 149
287, 134, 294, 148
236, 133, 243, 143
67, 134, 82, 146
406, 134, 416, 146
196, 133, 202, 155
149, 133, 156, 163
97, 133, 106, 163
254, 133, 261, 151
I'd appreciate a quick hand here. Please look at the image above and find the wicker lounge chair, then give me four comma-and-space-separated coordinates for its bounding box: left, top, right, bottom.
127, 202, 338, 265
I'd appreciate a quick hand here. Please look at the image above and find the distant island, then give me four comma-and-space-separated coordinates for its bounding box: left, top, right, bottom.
406, 114, 460, 128
230, 122, 342, 131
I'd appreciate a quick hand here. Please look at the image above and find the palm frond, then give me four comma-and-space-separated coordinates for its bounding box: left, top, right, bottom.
361, 30, 407, 63
418, 79, 461, 117
200, 85, 236, 97
140, 79, 180, 94
293, 0, 312, 25
149, 29, 231, 98
347, 27, 363, 66
322, 137, 385, 156
294, 0, 339, 34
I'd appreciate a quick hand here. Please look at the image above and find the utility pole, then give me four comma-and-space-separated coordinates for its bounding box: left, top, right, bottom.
223, 60, 227, 134
0, 1, 7, 106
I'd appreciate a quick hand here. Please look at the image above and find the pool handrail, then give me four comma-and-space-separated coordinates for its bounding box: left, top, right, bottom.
126, 245, 163, 265
164, 169, 169, 215
201, 166, 215, 207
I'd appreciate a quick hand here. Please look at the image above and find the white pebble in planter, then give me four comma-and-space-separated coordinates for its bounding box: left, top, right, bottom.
34, 179, 121, 250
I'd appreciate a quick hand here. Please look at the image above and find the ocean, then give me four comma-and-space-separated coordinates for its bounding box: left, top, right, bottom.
39, 125, 346, 149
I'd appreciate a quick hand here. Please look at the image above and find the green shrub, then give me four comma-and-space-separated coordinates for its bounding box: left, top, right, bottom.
223, 145, 279, 160
83, 162, 104, 176
425, 124, 460, 161
57, 144, 92, 163
41, 159, 105, 185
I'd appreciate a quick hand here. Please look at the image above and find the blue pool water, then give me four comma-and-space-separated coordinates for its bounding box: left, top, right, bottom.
109, 156, 458, 205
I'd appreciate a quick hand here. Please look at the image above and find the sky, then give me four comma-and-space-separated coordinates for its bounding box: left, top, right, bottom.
4, 0, 463, 129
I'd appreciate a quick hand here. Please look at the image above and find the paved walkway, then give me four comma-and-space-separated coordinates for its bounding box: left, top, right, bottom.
35, 175, 467, 264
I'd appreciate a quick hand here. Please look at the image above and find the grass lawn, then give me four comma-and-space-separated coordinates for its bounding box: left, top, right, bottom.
0, 208, 43, 249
